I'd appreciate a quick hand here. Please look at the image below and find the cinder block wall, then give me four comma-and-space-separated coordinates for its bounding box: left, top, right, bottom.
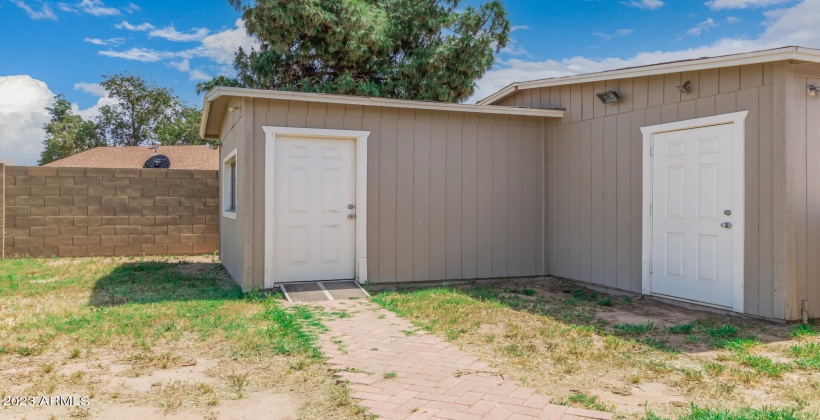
1, 166, 219, 258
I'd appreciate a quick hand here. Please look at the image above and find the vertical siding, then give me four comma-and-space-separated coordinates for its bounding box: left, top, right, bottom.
531, 65, 781, 318
244, 100, 546, 286
791, 63, 820, 318
219, 107, 245, 288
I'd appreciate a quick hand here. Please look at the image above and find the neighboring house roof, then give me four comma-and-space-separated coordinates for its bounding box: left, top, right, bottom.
478, 46, 820, 105
200, 87, 565, 138
43, 145, 219, 170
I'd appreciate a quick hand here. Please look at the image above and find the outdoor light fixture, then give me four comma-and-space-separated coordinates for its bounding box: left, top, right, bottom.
677, 80, 692, 93
809, 85, 818, 97
148, 140, 161, 154
596, 90, 620, 104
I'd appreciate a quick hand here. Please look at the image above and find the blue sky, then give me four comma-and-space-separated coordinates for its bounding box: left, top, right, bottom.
1, 0, 819, 165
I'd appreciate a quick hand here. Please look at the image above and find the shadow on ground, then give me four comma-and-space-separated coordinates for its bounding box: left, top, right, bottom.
90, 261, 243, 306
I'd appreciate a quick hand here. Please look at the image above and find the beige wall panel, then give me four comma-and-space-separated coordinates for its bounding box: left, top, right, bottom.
429, 121, 447, 280
492, 125, 509, 277
593, 81, 607, 118
578, 120, 593, 282
720, 66, 741, 93
570, 84, 583, 123
364, 116, 381, 281
445, 122, 463, 279
378, 119, 398, 282
522, 125, 540, 275
582, 83, 594, 120
616, 113, 632, 290
602, 115, 618, 288
461, 123, 479, 278
647, 75, 664, 108
630, 110, 646, 292
792, 76, 809, 315
396, 119, 415, 282
590, 118, 605, 285
477, 125, 494, 278
758, 83, 775, 318
413, 120, 431, 281
507, 127, 524, 277
741, 64, 764, 90
700, 68, 720, 97
632, 77, 648, 111
739, 87, 761, 316
806, 76, 820, 317
664, 73, 682, 105
605, 80, 620, 116
619, 78, 634, 114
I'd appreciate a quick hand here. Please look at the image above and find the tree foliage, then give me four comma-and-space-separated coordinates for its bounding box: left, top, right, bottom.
198, 0, 510, 102
38, 95, 105, 165
39, 73, 209, 165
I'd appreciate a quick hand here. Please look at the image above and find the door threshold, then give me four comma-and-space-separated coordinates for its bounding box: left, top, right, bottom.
280, 280, 369, 303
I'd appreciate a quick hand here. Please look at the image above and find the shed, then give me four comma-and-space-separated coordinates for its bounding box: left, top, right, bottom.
201, 46, 820, 322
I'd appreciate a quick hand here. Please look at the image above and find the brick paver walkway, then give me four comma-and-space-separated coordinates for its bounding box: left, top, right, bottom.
313, 300, 612, 420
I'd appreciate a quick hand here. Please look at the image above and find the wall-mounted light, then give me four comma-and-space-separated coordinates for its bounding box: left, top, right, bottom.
677, 80, 692, 93
809, 85, 818, 97
596, 90, 620, 104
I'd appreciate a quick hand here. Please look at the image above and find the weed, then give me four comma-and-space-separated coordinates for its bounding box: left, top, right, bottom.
613, 322, 655, 335
383, 372, 397, 379
522, 289, 537, 296
705, 324, 739, 338
703, 362, 725, 377
736, 354, 791, 377
69, 349, 81, 359
792, 343, 820, 370
597, 297, 613, 307
667, 322, 695, 334
553, 392, 610, 412
791, 324, 817, 338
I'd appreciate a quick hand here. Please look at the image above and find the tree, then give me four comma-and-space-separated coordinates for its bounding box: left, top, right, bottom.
39, 73, 213, 165
198, 0, 510, 103
38, 95, 105, 165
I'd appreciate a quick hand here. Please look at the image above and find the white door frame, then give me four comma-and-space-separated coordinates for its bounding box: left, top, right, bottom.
641, 111, 748, 313
262, 126, 370, 288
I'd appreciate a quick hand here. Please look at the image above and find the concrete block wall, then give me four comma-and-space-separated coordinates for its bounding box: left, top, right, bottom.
1, 166, 219, 258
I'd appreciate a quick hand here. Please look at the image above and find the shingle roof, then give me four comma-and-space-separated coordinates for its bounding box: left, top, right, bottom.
43, 146, 219, 170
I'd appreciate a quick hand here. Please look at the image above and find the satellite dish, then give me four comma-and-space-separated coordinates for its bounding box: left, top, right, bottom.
143, 154, 171, 169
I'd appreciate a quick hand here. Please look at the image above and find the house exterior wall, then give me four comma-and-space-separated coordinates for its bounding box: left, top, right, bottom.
218, 106, 245, 287
1, 166, 218, 258
785, 62, 820, 319
498, 63, 791, 319
225, 98, 548, 290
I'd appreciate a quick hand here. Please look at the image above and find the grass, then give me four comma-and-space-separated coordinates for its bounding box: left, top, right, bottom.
371, 282, 820, 419
0, 256, 365, 418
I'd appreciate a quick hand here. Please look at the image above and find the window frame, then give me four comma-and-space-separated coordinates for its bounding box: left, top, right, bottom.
222, 148, 238, 220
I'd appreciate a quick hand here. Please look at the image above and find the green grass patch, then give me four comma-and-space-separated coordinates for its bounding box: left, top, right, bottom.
705, 324, 739, 338
667, 322, 695, 334
383, 372, 397, 379
792, 342, 820, 370
553, 392, 610, 412
790, 324, 817, 338
644, 404, 813, 420
613, 322, 655, 335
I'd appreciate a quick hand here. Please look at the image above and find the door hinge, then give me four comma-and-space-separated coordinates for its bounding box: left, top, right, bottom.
650, 145, 654, 156
649, 262, 653, 273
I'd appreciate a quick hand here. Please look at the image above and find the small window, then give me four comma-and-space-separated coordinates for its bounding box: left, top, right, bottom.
229, 161, 236, 211
223, 149, 238, 219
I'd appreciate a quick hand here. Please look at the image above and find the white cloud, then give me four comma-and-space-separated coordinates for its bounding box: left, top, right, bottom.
169, 59, 190, 72
510, 25, 529, 32
77, 0, 119, 16
149, 25, 210, 42
10, 0, 57, 20
72, 95, 116, 120
84, 37, 124, 46
0, 76, 54, 166
126, 2, 138, 12
73, 82, 107, 97
189, 69, 211, 81
688, 18, 719, 35
727, 16, 741, 23
470, 0, 820, 103
706, 0, 790, 9
99, 47, 171, 62
115, 20, 154, 31
592, 28, 635, 40
57, 2, 78, 13
194, 19, 258, 65
621, 0, 664, 10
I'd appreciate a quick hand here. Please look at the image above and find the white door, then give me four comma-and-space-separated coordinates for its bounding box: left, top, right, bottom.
651, 123, 738, 308
274, 136, 357, 282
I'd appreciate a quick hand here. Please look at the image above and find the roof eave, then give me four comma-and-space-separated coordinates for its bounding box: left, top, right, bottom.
478, 46, 820, 105
200, 87, 564, 139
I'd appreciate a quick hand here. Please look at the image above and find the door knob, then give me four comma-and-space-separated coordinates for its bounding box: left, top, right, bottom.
720, 222, 732, 229
347, 214, 356, 219
724, 209, 732, 216
347, 204, 355, 209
